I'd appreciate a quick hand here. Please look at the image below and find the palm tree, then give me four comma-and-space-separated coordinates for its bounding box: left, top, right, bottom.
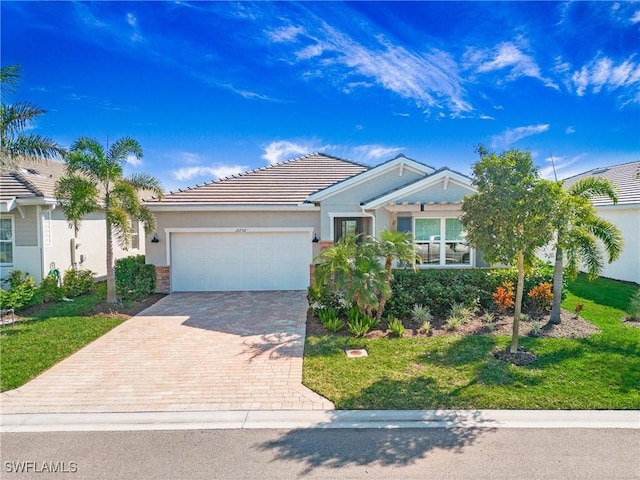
549, 177, 623, 324
374, 229, 419, 319
55, 137, 163, 304
1, 65, 65, 170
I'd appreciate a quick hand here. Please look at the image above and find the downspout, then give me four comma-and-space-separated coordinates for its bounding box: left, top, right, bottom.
360, 207, 376, 237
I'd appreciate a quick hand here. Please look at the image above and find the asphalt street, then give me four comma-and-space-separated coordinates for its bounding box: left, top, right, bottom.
2, 427, 639, 480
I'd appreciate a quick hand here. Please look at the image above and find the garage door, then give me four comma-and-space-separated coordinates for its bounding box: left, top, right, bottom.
170, 230, 312, 291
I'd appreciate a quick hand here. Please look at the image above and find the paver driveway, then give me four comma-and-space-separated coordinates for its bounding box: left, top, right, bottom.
0, 292, 333, 413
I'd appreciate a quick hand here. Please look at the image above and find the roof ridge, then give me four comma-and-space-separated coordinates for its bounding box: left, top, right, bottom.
163, 152, 370, 196
562, 160, 640, 181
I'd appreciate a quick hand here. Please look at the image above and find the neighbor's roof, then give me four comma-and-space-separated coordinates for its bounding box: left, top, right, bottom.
0, 159, 66, 202
146, 153, 369, 206
563, 161, 640, 206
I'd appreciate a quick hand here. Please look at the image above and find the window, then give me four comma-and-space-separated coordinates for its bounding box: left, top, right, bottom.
414, 217, 471, 266
131, 220, 140, 250
334, 217, 364, 242
0, 217, 14, 265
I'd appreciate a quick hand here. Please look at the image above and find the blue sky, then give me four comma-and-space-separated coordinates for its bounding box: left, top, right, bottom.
3, 1, 639, 191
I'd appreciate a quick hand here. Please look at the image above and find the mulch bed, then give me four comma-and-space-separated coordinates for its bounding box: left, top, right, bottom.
307, 307, 602, 366
307, 308, 600, 339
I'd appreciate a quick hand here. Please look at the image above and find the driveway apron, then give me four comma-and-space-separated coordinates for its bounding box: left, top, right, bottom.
0, 292, 334, 413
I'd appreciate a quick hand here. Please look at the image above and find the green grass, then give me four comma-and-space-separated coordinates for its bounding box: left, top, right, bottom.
0, 283, 123, 392
303, 274, 640, 409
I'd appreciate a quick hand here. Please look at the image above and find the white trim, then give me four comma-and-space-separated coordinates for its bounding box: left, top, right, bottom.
14, 197, 57, 207
307, 156, 435, 202
0, 198, 17, 213
362, 170, 475, 209
327, 212, 373, 242
147, 204, 319, 212
413, 216, 474, 268
0, 215, 15, 266
164, 227, 314, 267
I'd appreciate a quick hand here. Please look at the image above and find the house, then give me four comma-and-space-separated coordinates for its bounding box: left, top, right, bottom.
0, 160, 145, 284
144, 153, 481, 293
562, 161, 640, 285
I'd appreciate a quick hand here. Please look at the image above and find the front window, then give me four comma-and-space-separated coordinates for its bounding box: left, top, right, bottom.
0, 217, 14, 265
414, 217, 471, 266
334, 217, 364, 242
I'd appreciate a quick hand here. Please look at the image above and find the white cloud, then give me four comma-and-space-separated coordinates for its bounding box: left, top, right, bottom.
479, 114, 495, 120
222, 84, 278, 101
491, 124, 550, 149
393, 112, 410, 117
172, 164, 248, 182
352, 145, 404, 161
632, 11, 640, 23
570, 55, 640, 103
267, 25, 304, 43
269, 20, 472, 116
261, 140, 328, 165
125, 153, 143, 167
565, 126, 576, 134
467, 42, 558, 89
539, 154, 583, 180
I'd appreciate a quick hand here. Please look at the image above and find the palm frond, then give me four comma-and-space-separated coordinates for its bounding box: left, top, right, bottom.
107, 207, 133, 249
107, 137, 143, 165
567, 227, 604, 279
126, 172, 164, 198
0, 64, 21, 101
580, 215, 623, 262
1, 101, 47, 137
54, 175, 100, 231
567, 177, 618, 203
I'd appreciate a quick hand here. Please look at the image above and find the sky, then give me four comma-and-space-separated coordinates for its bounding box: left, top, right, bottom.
2, 1, 639, 191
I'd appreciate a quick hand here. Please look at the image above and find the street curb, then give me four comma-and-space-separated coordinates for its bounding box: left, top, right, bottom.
1, 410, 638, 433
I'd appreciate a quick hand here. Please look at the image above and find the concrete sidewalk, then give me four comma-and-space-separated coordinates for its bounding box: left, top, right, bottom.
2, 410, 638, 433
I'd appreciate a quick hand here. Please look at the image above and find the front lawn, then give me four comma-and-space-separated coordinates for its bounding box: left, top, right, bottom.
0, 284, 163, 392
303, 274, 640, 409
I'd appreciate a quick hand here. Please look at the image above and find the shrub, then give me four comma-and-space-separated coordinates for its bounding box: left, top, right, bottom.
446, 302, 472, 331
411, 304, 433, 324
493, 281, 515, 312
528, 282, 553, 313
387, 317, 405, 337
62, 269, 95, 298
624, 290, 640, 321
317, 308, 344, 332
418, 320, 431, 335
346, 308, 377, 337
37, 274, 64, 303
482, 312, 496, 331
529, 320, 543, 337
0, 270, 36, 310
115, 255, 156, 302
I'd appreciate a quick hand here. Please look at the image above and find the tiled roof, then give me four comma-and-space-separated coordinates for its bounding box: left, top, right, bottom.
146, 153, 369, 206
0, 159, 67, 201
563, 161, 640, 206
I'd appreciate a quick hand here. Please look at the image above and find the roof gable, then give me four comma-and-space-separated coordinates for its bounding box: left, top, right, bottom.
1, 159, 67, 206
147, 153, 368, 206
563, 161, 640, 206
361, 168, 475, 209
306, 154, 434, 202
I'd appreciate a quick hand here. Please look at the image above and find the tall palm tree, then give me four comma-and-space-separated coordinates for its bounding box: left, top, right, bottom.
1, 65, 65, 170
549, 177, 623, 324
55, 137, 163, 304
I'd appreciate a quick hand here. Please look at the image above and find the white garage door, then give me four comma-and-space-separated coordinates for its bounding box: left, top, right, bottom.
170, 230, 312, 291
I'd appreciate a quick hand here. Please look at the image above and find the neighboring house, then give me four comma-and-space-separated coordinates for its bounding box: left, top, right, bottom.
562, 161, 640, 285
144, 153, 480, 292
0, 160, 144, 284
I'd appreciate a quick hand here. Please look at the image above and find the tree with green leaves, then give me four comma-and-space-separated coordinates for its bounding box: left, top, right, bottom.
461, 147, 558, 353
1, 64, 66, 170
314, 231, 417, 319
549, 177, 623, 324
55, 137, 163, 304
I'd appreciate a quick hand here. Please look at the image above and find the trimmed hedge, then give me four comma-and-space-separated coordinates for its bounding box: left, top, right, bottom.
115, 255, 155, 302
386, 263, 560, 318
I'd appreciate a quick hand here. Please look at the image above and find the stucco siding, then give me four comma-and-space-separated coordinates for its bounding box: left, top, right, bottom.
391, 181, 474, 205
596, 205, 639, 284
